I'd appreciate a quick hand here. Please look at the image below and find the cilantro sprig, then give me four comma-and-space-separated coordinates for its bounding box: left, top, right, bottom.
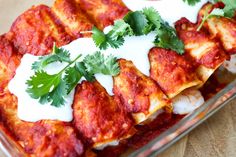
32, 44, 71, 71
92, 7, 185, 55
183, 0, 201, 6
83, 52, 120, 76
219, 0, 236, 17
197, 8, 224, 31
197, 0, 236, 31
27, 8, 186, 107
26, 44, 119, 107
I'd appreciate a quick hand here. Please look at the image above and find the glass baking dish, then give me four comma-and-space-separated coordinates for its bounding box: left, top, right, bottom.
0, 68, 236, 156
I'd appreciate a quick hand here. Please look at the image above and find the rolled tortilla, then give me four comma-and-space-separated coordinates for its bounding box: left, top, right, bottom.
113, 59, 172, 124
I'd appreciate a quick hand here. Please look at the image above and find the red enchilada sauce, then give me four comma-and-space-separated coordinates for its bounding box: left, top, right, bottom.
95, 74, 226, 157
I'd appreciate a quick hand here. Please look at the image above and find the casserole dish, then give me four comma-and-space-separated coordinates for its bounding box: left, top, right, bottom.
1, 69, 236, 156
2, 0, 235, 156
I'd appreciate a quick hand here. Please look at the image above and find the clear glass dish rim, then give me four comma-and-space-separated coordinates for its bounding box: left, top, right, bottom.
128, 79, 236, 157
1, 80, 236, 157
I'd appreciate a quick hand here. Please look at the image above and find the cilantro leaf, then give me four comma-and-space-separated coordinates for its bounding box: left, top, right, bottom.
108, 20, 133, 39
39, 95, 49, 105
27, 7, 189, 107
32, 56, 58, 71
36, 77, 67, 107
107, 36, 125, 49
26, 71, 61, 99
32, 44, 71, 70
183, 0, 201, 6
92, 26, 125, 49
155, 22, 185, 55
197, 0, 236, 31
92, 27, 109, 50
83, 51, 120, 76
53, 45, 71, 63
104, 55, 120, 76
143, 7, 161, 32
47, 80, 67, 107
75, 62, 95, 82
64, 66, 82, 94
197, 8, 225, 31
141, 8, 184, 54
91, 7, 184, 54
221, 0, 236, 18
124, 11, 148, 35
27, 45, 120, 107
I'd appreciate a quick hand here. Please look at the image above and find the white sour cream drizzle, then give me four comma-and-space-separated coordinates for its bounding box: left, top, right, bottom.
8, 33, 156, 122
64, 33, 156, 95
8, 55, 74, 122
8, 0, 207, 122
122, 0, 208, 26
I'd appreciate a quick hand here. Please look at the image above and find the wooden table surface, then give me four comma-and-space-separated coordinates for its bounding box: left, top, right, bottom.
0, 1, 236, 157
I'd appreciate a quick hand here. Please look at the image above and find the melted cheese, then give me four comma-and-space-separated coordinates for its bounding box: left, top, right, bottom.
122, 0, 208, 26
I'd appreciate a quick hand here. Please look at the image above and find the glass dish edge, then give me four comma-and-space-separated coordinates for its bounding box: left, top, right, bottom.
128, 79, 236, 157
0, 80, 236, 157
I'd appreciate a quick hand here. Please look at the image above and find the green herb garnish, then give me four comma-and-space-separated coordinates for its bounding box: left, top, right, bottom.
197, 0, 236, 31
26, 45, 119, 107
83, 51, 120, 76
219, 0, 236, 17
183, 0, 201, 6
27, 7, 186, 107
92, 7, 185, 55
32, 44, 71, 71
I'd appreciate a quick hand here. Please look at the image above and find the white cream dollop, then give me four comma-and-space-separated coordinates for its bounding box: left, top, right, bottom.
172, 88, 205, 115
8, 54, 74, 122
122, 0, 208, 26
62, 33, 156, 95
8, 33, 156, 122
8, 0, 209, 122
